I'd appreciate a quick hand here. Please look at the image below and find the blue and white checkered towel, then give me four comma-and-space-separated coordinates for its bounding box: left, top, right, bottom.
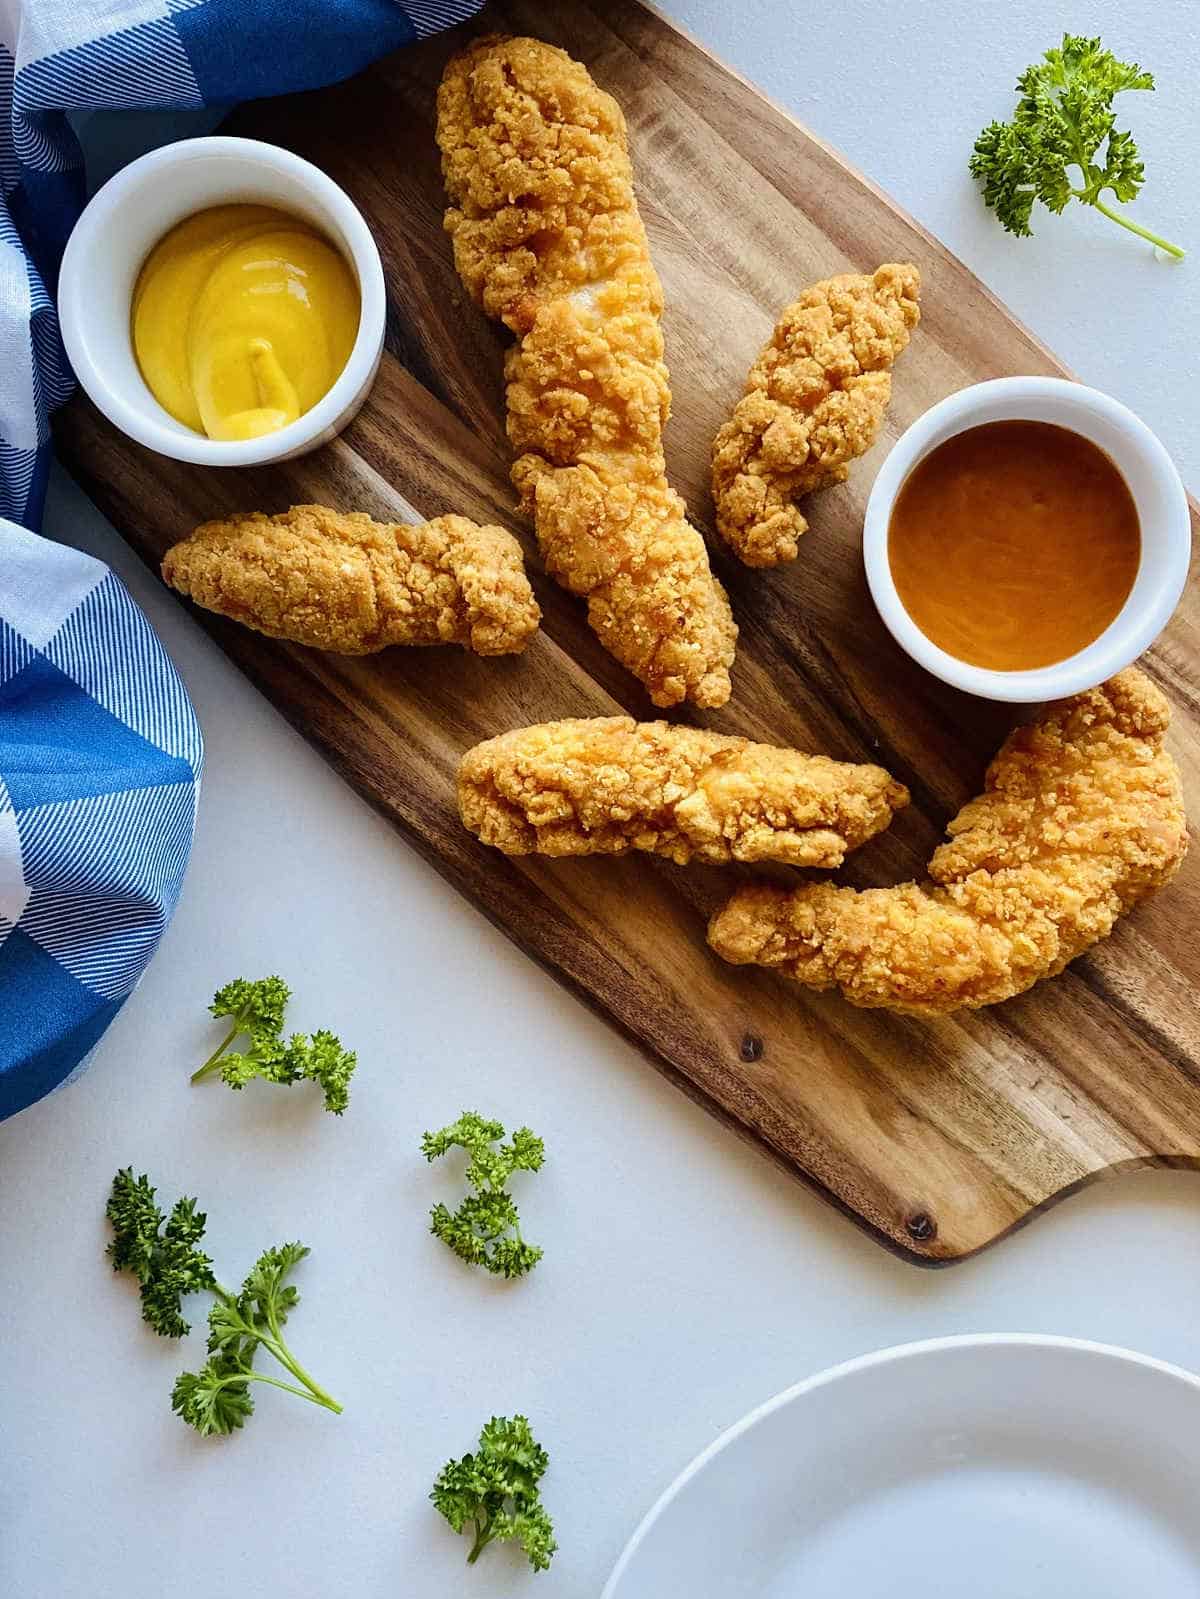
0, 0, 483, 1118
0, 524, 202, 1118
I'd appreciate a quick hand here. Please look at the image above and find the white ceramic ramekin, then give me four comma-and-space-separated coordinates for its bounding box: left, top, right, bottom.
863, 377, 1192, 703
58, 135, 385, 466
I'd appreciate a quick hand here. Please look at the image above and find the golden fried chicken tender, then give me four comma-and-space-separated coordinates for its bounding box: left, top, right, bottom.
711, 264, 921, 566
437, 34, 737, 708
709, 670, 1187, 1013
161, 504, 540, 656
459, 716, 909, 867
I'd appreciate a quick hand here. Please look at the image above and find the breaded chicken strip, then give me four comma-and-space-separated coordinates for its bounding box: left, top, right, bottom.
161, 504, 540, 656
459, 716, 908, 867
711, 264, 921, 567
437, 34, 737, 708
709, 670, 1186, 1013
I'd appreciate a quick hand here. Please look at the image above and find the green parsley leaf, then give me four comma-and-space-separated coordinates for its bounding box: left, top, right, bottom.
236, 1241, 309, 1334
171, 1355, 255, 1437
432, 1414, 557, 1572
281, 1030, 357, 1115
970, 34, 1183, 256
211, 976, 291, 1036
105, 1168, 216, 1338
192, 976, 357, 1113
422, 1112, 545, 1277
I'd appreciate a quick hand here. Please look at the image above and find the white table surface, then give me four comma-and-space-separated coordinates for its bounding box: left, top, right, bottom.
4, 4, 1199, 1595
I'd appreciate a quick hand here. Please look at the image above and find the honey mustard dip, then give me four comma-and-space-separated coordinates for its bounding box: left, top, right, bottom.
131, 204, 360, 442
888, 420, 1141, 672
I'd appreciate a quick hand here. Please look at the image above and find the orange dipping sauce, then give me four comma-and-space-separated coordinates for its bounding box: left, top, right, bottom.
888, 420, 1140, 671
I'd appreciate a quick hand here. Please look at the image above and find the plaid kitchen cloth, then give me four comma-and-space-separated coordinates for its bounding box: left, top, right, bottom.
0, 521, 202, 1118
0, 0, 484, 1119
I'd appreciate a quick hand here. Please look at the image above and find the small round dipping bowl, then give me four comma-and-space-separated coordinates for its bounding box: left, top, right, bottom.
58, 135, 385, 467
863, 376, 1191, 703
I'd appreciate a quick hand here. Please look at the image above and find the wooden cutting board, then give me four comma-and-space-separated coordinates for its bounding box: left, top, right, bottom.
55, 0, 1200, 1263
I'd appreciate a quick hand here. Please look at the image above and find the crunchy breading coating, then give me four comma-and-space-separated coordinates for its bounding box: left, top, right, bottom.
709, 670, 1187, 1013
161, 504, 540, 656
437, 34, 737, 708
711, 264, 921, 567
459, 716, 909, 867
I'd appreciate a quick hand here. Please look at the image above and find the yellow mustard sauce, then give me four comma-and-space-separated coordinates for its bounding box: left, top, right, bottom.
131, 204, 360, 442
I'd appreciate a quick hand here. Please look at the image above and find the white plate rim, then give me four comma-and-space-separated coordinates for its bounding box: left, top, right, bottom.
601, 1332, 1200, 1598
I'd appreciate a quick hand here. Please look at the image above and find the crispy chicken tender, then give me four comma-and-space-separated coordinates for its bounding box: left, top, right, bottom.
711, 264, 921, 566
709, 670, 1187, 1013
459, 716, 909, 867
437, 34, 737, 708
161, 504, 540, 656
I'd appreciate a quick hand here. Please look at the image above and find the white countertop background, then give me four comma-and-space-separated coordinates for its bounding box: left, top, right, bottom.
3, 4, 1199, 1595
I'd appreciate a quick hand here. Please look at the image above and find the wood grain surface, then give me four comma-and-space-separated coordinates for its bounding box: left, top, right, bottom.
54, 0, 1200, 1263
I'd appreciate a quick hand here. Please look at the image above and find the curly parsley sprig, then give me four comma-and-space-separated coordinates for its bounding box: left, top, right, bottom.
421, 1112, 545, 1278
191, 976, 357, 1114
432, 1414, 557, 1571
970, 34, 1183, 258
106, 1169, 341, 1436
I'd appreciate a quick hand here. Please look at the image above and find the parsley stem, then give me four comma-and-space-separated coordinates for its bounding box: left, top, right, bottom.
191, 1019, 242, 1083
213, 1283, 343, 1413
467, 1521, 494, 1564
1092, 196, 1184, 258
261, 1334, 341, 1412
208, 1366, 343, 1412
257, 1293, 341, 1411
